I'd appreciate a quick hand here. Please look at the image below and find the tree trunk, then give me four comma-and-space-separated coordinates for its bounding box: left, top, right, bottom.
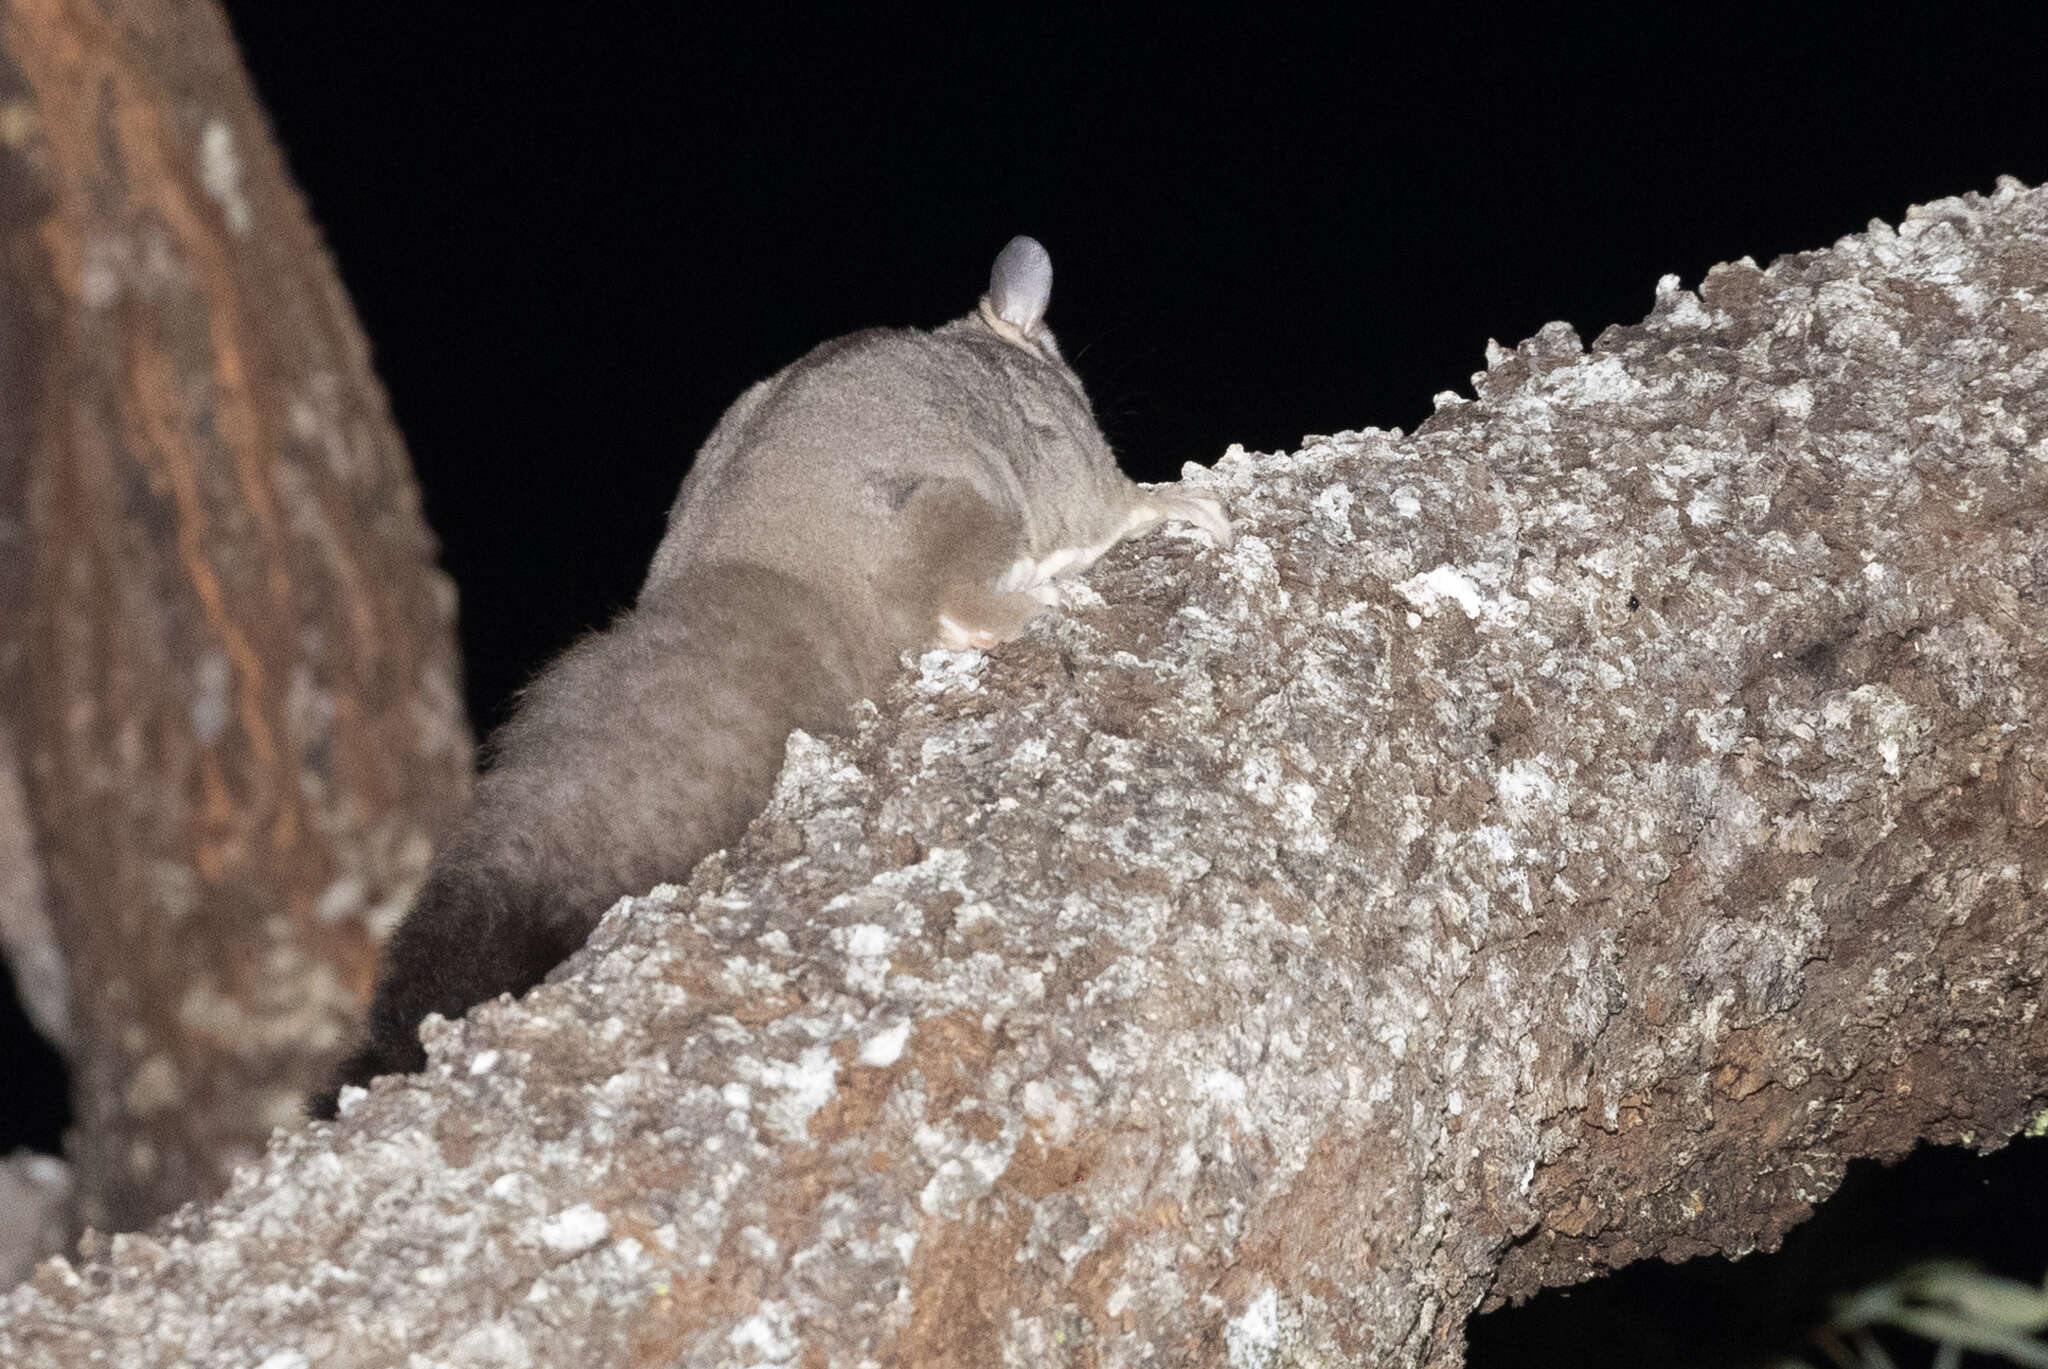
0, 0, 471, 1234
3, 174, 2042, 1365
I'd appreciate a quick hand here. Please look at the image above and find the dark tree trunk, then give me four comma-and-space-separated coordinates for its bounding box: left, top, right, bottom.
0, 0, 470, 1233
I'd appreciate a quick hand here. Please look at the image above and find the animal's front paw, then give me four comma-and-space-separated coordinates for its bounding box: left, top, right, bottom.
1133, 485, 1234, 549
997, 550, 1095, 596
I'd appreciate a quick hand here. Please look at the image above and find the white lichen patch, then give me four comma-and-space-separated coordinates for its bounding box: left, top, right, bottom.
199, 118, 253, 235
913, 647, 987, 696
727, 1304, 800, 1363
1689, 705, 1748, 755
749, 1045, 839, 1142
1395, 564, 1530, 629
857, 1019, 910, 1067
1494, 758, 1563, 824
915, 1114, 1021, 1219
537, 1204, 610, 1256
1225, 1287, 1281, 1368
837, 922, 894, 996
1312, 482, 1355, 532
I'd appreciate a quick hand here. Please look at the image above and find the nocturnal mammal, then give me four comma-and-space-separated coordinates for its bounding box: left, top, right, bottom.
312, 236, 1231, 1117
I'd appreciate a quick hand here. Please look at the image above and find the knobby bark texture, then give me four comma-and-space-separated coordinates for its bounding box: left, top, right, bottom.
0, 0, 472, 1235
4, 179, 2047, 1365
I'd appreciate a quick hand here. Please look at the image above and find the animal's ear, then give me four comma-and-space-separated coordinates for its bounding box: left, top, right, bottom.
988, 236, 1053, 336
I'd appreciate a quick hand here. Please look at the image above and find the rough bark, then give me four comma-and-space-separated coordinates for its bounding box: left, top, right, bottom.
3, 177, 2046, 1365
0, 0, 471, 1233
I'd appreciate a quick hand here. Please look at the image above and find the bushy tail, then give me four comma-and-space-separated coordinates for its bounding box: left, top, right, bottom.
307, 563, 880, 1121
307, 865, 587, 1119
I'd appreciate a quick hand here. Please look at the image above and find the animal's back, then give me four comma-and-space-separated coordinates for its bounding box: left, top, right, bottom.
644, 308, 1146, 647
311, 235, 1228, 1117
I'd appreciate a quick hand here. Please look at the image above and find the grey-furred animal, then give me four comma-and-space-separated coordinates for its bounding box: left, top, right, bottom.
311, 236, 1231, 1118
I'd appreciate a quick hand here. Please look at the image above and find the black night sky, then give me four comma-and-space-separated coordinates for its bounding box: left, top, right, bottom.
7, 5, 2048, 1359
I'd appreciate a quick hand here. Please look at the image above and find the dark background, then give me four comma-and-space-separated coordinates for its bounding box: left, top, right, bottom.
9, 4, 2048, 1359
217, 6, 2048, 736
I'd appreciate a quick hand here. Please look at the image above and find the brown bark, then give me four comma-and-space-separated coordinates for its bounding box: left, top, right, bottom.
2, 178, 2043, 1366
0, 0, 470, 1232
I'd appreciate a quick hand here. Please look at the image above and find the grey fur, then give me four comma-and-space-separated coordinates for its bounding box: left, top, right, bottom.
312, 236, 1229, 1116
